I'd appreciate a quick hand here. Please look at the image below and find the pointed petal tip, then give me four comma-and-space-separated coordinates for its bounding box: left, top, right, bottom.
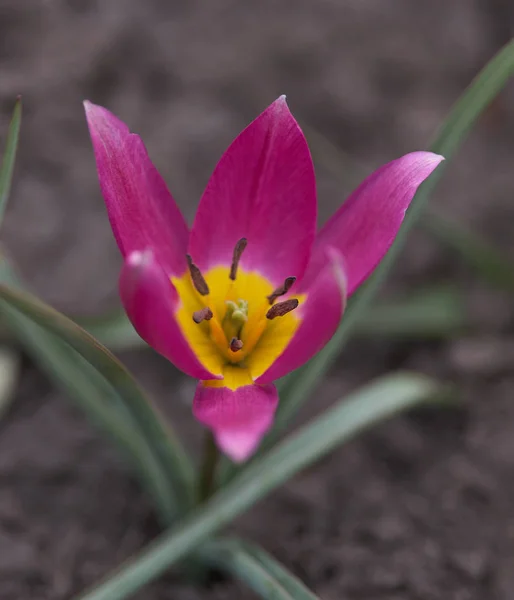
83, 100, 189, 273
189, 92, 316, 284
304, 149, 445, 297
83, 99, 98, 116
410, 150, 445, 167
274, 94, 290, 114
83, 100, 121, 131
409, 150, 445, 180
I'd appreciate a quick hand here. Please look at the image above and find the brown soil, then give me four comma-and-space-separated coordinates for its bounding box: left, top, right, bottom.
1, 1, 514, 598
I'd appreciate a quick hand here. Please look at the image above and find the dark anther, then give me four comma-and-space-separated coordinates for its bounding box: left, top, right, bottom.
267, 276, 296, 304
192, 307, 213, 324
230, 337, 244, 352
186, 254, 210, 295
266, 298, 299, 319
229, 238, 248, 281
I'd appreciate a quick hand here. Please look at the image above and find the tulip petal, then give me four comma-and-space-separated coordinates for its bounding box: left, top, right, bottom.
84, 101, 189, 276
119, 249, 222, 380
189, 96, 317, 286
303, 152, 444, 295
193, 367, 278, 462
255, 248, 346, 384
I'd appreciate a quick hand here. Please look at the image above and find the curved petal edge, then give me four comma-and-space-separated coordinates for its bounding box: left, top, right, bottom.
119, 249, 221, 381
303, 151, 444, 294
255, 247, 347, 384
84, 101, 189, 276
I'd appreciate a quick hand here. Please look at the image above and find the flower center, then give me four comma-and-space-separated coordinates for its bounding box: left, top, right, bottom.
172, 240, 303, 380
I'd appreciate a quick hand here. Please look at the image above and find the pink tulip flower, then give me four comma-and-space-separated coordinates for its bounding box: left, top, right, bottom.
84, 96, 443, 462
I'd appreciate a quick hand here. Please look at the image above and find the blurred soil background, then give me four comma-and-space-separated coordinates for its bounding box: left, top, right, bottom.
0, 1, 514, 598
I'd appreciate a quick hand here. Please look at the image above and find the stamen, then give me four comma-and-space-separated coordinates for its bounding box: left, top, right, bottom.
267, 276, 296, 304
266, 298, 299, 320
192, 307, 213, 324
230, 337, 244, 352
186, 254, 210, 295
229, 238, 248, 280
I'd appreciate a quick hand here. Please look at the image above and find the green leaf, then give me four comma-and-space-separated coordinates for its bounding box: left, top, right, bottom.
0, 260, 195, 518
421, 211, 514, 292
267, 37, 514, 445
354, 285, 467, 339
77, 308, 146, 351
76, 372, 440, 600
198, 538, 318, 600
0, 261, 180, 523
0, 98, 21, 225
0, 346, 20, 419
239, 540, 319, 599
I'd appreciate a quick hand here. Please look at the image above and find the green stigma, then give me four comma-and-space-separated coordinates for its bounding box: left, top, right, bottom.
223, 299, 248, 341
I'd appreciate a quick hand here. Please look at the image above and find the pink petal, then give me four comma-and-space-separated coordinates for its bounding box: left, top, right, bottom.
302, 152, 444, 295
193, 381, 278, 462
255, 248, 346, 384
119, 249, 221, 381
84, 101, 189, 276
188, 96, 317, 286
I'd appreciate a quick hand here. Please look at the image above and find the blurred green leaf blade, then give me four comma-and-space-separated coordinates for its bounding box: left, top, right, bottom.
0, 260, 181, 523
78, 372, 441, 600
422, 211, 514, 291
355, 284, 467, 339
0, 98, 22, 225
77, 308, 146, 350
0, 346, 20, 420
199, 538, 319, 599
238, 540, 319, 599
0, 270, 195, 513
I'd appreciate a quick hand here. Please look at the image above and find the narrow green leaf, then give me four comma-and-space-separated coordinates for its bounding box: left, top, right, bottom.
421, 211, 514, 291
238, 540, 319, 599
0, 346, 20, 419
268, 37, 514, 444
199, 539, 298, 600
0, 98, 21, 225
0, 262, 195, 515
0, 299, 176, 522
354, 285, 467, 339
0, 261, 179, 523
77, 308, 146, 351
77, 372, 439, 600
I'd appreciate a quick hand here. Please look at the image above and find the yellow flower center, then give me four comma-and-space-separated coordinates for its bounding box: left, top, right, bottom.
171, 243, 304, 385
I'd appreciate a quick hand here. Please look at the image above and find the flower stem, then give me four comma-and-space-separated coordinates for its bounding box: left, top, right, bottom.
198, 432, 219, 502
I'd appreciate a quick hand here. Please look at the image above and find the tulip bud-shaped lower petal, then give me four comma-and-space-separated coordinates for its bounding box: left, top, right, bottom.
193, 368, 278, 462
